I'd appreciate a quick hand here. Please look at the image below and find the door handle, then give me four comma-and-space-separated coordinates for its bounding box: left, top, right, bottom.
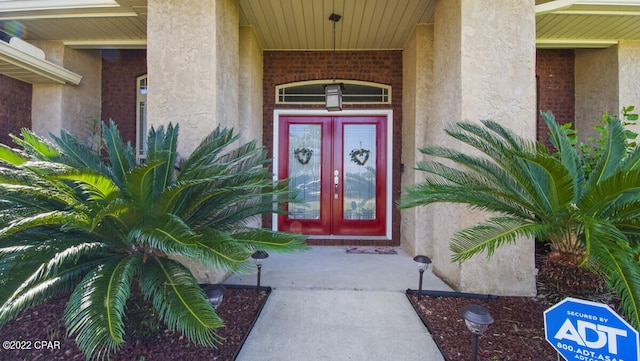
334, 170, 339, 199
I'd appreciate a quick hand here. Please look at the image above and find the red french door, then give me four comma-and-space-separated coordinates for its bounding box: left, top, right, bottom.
277, 115, 387, 236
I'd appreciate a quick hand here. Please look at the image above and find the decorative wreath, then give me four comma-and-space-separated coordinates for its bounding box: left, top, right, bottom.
349, 148, 370, 166
294, 147, 313, 165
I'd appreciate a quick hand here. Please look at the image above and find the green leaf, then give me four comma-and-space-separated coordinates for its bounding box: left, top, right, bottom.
146, 123, 179, 196
140, 257, 223, 347
0, 143, 28, 166
64, 255, 141, 361
52, 129, 104, 171
55, 170, 120, 203
102, 120, 135, 189
584, 219, 640, 330
11, 129, 61, 160
450, 217, 547, 262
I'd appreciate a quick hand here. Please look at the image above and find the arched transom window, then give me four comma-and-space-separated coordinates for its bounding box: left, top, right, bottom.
276, 80, 391, 105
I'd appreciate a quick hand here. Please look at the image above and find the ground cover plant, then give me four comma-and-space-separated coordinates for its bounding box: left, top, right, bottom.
0, 122, 307, 360
398, 110, 640, 330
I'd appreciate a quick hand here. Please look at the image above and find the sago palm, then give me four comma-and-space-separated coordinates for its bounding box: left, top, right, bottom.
0, 121, 307, 359
398, 112, 640, 330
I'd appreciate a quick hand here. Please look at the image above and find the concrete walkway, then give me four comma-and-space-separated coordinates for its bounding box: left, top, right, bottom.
226, 246, 452, 361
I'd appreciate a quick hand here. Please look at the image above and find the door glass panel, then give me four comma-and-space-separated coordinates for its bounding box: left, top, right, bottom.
343, 124, 376, 220
289, 124, 321, 219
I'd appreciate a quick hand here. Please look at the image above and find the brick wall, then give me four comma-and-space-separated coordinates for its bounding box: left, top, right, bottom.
263, 50, 403, 246
0, 74, 32, 145
536, 49, 575, 147
101, 49, 147, 146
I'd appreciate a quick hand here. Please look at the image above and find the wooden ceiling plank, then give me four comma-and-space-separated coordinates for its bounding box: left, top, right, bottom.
354, 0, 379, 49
269, 0, 292, 50
245, 0, 276, 49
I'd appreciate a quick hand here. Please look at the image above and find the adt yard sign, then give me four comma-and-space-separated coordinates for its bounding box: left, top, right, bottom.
544, 297, 639, 361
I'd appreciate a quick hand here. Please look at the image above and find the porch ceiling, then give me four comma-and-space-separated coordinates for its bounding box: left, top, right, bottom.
0, 1, 639, 51
238, 0, 434, 50
536, 0, 640, 48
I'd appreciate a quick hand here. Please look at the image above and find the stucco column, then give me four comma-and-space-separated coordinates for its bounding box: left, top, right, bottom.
147, 0, 240, 157
575, 47, 619, 139
401, 24, 435, 258
31, 41, 101, 141
618, 41, 640, 114
238, 26, 263, 145
430, 0, 537, 296
575, 41, 640, 139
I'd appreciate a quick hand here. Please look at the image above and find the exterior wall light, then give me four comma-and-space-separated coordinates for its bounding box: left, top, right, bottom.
251, 250, 269, 290
461, 304, 494, 361
203, 284, 226, 309
325, 12, 343, 111
413, 255, 432, 300
325, 82, 344, 111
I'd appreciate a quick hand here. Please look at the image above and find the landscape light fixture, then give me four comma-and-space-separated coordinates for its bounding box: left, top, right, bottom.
413, 255, 431, 300
251, 250, 269, 290
325, 12, 343, 111
460, 304, 494, 361
203, 284, 226, 310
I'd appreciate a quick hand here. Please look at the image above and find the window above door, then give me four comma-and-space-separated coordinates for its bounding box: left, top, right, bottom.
276, 80, 391, 105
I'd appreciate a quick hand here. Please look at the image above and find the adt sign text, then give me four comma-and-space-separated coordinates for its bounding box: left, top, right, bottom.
544, 297, 639, 361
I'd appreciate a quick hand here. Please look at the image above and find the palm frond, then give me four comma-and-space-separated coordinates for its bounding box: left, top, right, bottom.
579, 171, 640, 217
230, 228, 309, 253
417, 144, 550, 215
64, 255, 141, 361
11, 128, 61, 160
0, 183, 76, 210
0, 261, 99, 327
542, 112, 585, 199
191, 231, 255, 273
140, 256, 223, 347
102, 120, 136, 189
583, 218, 640, 330
0, 234, 111, 328
146, 123, 178, 196
0, 210, 90, 238
0, 143, 28, 166
89, 199, 137, 241
587, 115, 627, 186
516, 150, 575, 213
620, 143, 640, 171
55, 170, 120, 203
124, 160, 165, 219
179, 127, 238, 178
129, 214, 201, 251
51, 129, 105, 171
450, 217, 549, 262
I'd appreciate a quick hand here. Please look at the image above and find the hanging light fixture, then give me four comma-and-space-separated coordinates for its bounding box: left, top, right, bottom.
325, 12, 343, 111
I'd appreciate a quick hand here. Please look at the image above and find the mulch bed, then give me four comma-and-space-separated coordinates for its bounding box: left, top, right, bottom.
408, 293, 558, 360
0, 287, 268, 361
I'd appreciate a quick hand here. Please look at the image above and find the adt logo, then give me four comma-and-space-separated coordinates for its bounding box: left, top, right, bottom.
544, 297, 639, 361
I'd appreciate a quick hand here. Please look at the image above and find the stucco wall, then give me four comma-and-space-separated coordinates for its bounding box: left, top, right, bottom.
31, 42, 101, 140
432, 0, 537, 296
146, 0, 240, 284
62, 48, 102, 140
618, 41, 640, 120
575, 47, 619, 141
147, 0, 240, 157
401, 24, 435, 258
238, 26, 263, 145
